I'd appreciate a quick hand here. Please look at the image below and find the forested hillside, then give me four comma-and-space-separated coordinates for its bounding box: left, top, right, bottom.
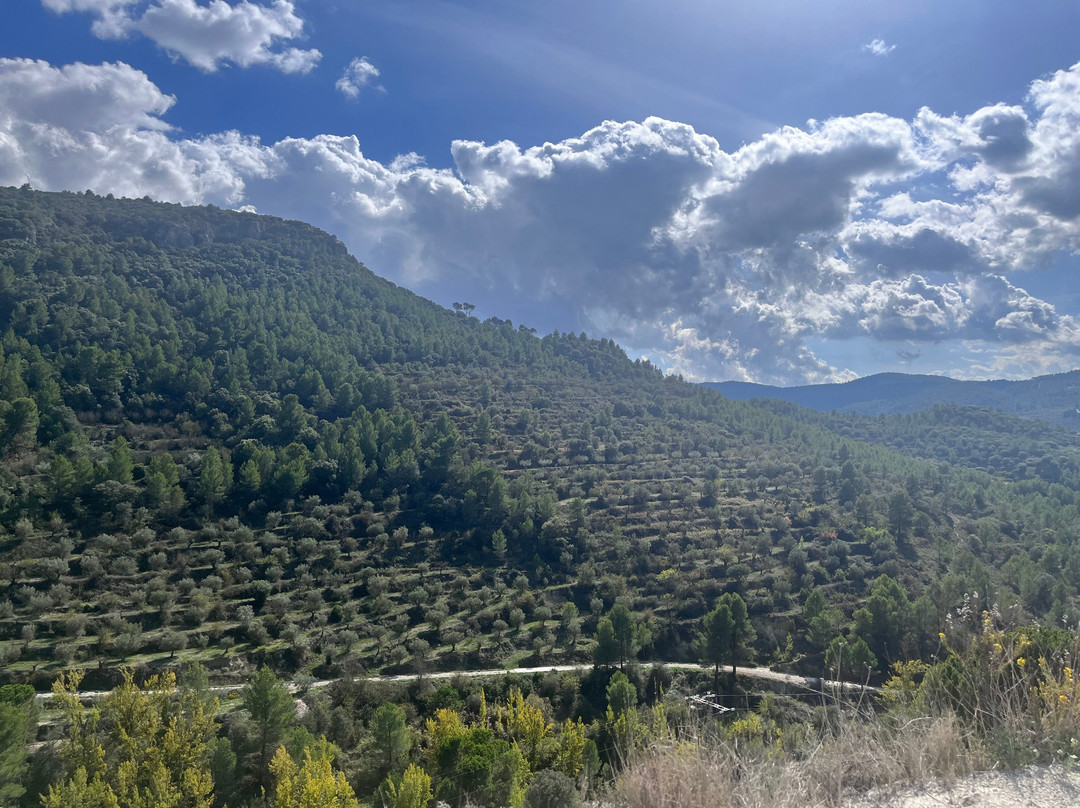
707, 371, 1080, 428
749, 399, 1080, 487
3, 184, 1080, 678
3, 186, 1080, 805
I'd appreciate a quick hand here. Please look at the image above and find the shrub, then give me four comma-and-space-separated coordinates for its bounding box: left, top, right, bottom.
524, 769, 580, 808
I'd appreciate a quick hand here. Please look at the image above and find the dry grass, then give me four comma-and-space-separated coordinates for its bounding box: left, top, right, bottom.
611, 710, 983, 808
612, 619, 1080, 808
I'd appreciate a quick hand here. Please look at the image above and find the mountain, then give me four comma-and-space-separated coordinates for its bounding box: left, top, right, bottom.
705, 371, 1080, 428
2, 185, 1080, 703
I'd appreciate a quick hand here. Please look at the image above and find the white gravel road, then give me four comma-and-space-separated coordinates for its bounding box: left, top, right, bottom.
845, 764, 1080, 808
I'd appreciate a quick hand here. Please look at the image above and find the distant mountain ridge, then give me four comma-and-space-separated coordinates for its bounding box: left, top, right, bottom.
704, 371, 1080, 428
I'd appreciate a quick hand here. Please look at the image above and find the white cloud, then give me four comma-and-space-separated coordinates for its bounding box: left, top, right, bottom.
8, 55, 1080, 383
854, 65, 1080, 277
837, 274, 1065, 343
336, 57, 382, 99
863, 38, 896, 57
41, 0, 321, 73
41, 0, 135, 37
0, 58, 252, 201
0, 58, 175, 133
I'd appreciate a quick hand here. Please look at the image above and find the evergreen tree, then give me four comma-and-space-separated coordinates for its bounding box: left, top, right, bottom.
853, 574, 913, 666
593, 618, 619, 668
0, 684, 35, 806
606, 603, 641, 669
370, 703, 410, 775
605, 671, 637, 716
104, 436, 134, 484
241, 667, 296, 796
700, 593, 756, 692
197, 447, 230, 513
697, 602, 733, 694
825, 635, 879, 681
724, 592, 756, 691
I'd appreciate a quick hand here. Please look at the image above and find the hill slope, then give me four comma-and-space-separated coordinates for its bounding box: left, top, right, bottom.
705, 372, 1080, 428
1, 186, 1080, 694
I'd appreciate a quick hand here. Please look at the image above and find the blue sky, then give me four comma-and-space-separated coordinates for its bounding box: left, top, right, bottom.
3, 1, 1080, 384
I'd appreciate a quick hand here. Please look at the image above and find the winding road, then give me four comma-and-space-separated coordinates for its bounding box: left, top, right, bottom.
39, 661, 878, 702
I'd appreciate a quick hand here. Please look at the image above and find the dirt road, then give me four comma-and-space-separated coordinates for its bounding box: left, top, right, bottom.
40, 661, 876, 702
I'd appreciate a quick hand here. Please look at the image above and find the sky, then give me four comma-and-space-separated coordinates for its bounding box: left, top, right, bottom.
3, 2, 1080, 385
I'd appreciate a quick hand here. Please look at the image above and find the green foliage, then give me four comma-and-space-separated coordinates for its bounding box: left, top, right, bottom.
45, 669, 217, 808
6, 187, 1080, 767
593, 618, 619, 668
853, 575, 914, 668
697, 593, 756, 690
104, 437, 133, 485
697, 602, 732, 690
523, 769, 580, 808
553, 718, 587, 780
801, 589, 841, 651
825, 636, 878, 681
595, 604, 647, 669
433, 727, 528, 808
371, 704, 411, 775
0, 702, 29, 805
377, 764, 432, 808
196, 447, 231, 513
40, 767, 120, 808
269, 741, 359, 808
242, 667, 296, 794
605, 672, 637, 716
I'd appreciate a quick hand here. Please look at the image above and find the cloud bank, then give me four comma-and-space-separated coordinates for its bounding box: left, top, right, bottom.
4, 55, 1080, 383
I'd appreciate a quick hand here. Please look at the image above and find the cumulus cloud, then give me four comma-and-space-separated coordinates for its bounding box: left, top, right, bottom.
675, 114, 928, 257
7, 55, 1080, 383
0, 58, 174, 133
0, 58, 253, 200
41, 0, 321, 73
863, 38, 895, 57
834, 274, 1065, 343
837, 65, 1080, 288
335, 57, 382, 98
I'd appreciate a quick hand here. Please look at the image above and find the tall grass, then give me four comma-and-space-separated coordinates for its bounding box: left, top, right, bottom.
612, 710, 980, 808
612, 615, 1080, 808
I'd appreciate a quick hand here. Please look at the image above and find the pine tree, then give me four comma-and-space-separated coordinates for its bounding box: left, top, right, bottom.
697, 602, 733, 694
0, 685, 34, 805
721, 592, 756, 692
197, 447, 230, 514
593, 617, 619, 667
105, 436, 134, 484
242, 667, 296, 796
370, 703, 410, 775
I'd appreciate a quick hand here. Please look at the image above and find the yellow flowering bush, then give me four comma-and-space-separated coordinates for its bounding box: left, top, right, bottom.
919, 619, 1080, 764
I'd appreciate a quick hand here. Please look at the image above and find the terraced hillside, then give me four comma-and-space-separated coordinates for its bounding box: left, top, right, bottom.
1, 185, 1080, 695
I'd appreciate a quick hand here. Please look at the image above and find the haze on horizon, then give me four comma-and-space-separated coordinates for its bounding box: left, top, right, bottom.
3, 0, 1080, 386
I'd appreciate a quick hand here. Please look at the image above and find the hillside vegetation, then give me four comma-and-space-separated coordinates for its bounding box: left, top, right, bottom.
707, 371, 1080, 428
3, 186, 1080, 805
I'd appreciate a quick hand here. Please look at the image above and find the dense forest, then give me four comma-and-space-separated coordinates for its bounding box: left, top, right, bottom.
3, 186, 1080, 806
